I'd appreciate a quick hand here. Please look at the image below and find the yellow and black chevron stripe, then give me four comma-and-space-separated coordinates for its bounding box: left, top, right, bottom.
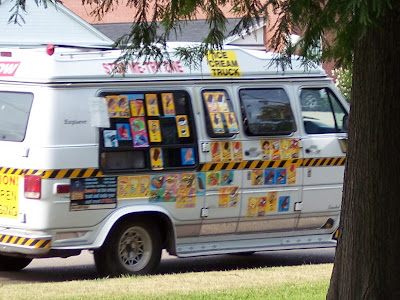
0, 156, 345, 179
0, 234, 51, 249
41, 168, 103, 179
0, 167, 103, 179
198, 157, 345, 172
0, 167, 43, 176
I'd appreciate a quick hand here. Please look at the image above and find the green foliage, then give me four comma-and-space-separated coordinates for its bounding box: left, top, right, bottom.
2, 0, 399, 70
332, 67, 352, 101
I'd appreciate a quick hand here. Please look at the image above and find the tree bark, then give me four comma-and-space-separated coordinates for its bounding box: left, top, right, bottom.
327, 6, 400, 300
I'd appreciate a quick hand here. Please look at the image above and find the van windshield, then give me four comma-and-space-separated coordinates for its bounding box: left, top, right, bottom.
0, 92, 33, 142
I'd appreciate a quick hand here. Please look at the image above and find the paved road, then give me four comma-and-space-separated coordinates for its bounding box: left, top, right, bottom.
0, 248, 335, 285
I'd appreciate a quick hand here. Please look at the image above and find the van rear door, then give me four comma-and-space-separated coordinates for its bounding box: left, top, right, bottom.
0, 90, 33, 220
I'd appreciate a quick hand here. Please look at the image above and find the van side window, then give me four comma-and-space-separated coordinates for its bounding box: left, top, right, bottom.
99, 91, 197, 172
201, 90, 239, 138
0, 92, 33, 142
300, 88, 348, 134
239, 88, 296, 136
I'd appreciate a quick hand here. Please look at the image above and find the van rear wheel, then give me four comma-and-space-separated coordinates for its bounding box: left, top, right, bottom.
94, 219, 162, 277
0, 255, 32, 271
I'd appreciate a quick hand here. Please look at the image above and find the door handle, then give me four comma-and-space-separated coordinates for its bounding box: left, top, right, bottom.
305, 145, 321, 154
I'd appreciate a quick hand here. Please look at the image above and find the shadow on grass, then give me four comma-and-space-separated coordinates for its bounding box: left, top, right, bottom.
0, 248, 335, 284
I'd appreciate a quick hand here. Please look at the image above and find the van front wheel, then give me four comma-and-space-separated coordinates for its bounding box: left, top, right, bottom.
94, 219, 162, 277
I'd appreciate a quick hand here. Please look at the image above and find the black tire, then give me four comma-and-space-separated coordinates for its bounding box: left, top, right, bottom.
94, 219, 162, 277
0, 255, 32, 271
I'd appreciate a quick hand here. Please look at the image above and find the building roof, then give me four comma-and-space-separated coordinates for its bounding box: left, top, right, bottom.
93, 19, 266, 50
93, 19, 240, 43
0, 0, 113, 47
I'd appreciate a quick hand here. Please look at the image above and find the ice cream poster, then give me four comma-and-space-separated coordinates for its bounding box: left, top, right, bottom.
145, 94, 160, 116
148, 120, 162, 142
176, 173, 197, 208
246, 197, 258, 217
138, 176, 151, 197
280, 139, 292, 160
257, 197, 267, 216
127, 94, 145, 117
118, 176, 149, 199
275, 168, 287, 185
150, 175, 165, 190
290, 139, 300, 158
261, 140, 272, 160
211, 142, 221, 162
130, 176, 144, 198
196, 172, 206, 196
287, 164, 297, 185
278, 196, 290, 212
266, 192, 278, 212
150, 147, 164, 170
224, 112, 239, 133
164, 174, 180, 198
149, 175, 165, 202
218, 186, 239, 208
118, 176, 129, 198
271, 140, 281, 160
221, 141, 232, 161
264, 169, 276, 185
106, 95, 119, 118
103, 130, 119, 147
251, 169, 264, 186
116, 123, 132, 141
175, 115, 190, 138
161, 93, 176, 116
180, 173, 196, 190
203, 92, 218, 112
210, 113, 224, 133
206, 171, 220, 187
232, 141, 243, 161
130, 117, 149, 148
220, 170, 234, 186
181, 148, 195, 165
117, 95, 130, 117
109, 176, 147, 202
176, 194, 196, 209
215, 92, 230, 112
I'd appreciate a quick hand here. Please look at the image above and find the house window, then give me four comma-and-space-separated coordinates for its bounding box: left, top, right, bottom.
99, 91, 197, 172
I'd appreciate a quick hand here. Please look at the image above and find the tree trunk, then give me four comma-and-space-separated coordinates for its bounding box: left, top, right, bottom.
327, 6, 400, 300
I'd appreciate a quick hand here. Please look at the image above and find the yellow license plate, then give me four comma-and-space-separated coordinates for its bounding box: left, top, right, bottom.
0, 174, 20, 219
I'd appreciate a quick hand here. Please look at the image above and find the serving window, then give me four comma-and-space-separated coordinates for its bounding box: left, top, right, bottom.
201, 90, 239, 138
99, 90, 197, 173
239, 88, 296, 136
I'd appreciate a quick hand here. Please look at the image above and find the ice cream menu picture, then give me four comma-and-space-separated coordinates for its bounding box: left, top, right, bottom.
102, 91, 196, 171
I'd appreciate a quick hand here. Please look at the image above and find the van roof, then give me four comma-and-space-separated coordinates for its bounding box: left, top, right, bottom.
0, 43, 326, 84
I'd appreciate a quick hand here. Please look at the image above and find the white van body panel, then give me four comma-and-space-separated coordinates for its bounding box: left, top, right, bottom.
0, 45, 347, 266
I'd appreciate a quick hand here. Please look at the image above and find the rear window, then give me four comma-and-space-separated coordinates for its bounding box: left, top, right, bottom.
0, 92, 33, 142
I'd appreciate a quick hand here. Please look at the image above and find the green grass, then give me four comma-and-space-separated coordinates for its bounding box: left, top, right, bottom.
0, 264, 332, 300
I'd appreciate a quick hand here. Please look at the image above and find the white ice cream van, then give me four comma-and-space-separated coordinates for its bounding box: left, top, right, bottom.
0, 44, 348, 276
